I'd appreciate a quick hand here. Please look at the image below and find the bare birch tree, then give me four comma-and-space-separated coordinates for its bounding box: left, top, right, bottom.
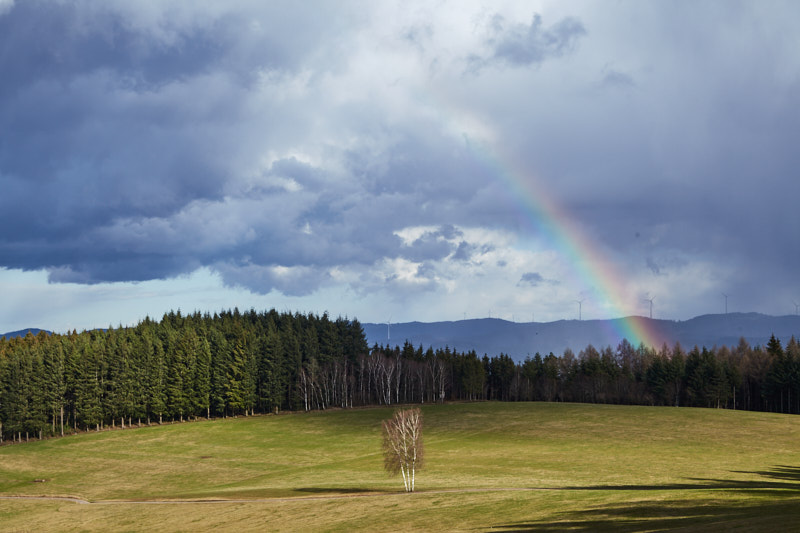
381, 407, 424, 492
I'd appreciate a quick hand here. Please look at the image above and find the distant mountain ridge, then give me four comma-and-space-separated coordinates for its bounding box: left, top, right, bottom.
6, 313, 800, 362
0, 328, 52, 339
363, 312, 800, 361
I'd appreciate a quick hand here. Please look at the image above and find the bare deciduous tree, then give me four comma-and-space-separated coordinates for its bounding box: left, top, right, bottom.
381, 407, 424, 492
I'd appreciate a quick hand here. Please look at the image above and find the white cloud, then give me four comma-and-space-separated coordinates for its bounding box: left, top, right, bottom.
0, 0, 13, 16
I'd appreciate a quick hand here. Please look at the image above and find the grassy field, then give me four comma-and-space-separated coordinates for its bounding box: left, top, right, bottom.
0, 402, 799, 531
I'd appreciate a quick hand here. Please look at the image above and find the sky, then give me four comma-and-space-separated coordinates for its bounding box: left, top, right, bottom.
1, 0, 799, 333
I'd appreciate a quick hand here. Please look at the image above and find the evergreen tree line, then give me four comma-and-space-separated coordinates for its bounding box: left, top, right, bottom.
370, 334, 800, 414
0, 309, 369, 442
475, 335, 800, 414
1, 307, 799, 443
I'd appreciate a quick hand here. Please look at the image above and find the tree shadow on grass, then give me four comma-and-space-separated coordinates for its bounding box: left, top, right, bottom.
493, 499, 800, 532
732, 465, 800, 485
492, 466, 800, 532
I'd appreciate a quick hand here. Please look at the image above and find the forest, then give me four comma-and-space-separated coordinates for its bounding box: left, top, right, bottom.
0, 308, 799, 443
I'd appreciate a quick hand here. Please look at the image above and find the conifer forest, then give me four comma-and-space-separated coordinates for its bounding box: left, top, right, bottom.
1, 308, 799, 443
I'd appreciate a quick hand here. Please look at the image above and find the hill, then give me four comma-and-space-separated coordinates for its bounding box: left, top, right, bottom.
8, 312, 800, 359
0, 328, 51, 339
0, 403, 798, 531
363, 312, 800, 360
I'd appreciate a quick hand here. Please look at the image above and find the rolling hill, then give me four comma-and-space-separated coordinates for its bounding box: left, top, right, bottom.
7, 312, 800, 361
0, 328, 51, 340
363, 312, 800, 360
0, 403, 798, 531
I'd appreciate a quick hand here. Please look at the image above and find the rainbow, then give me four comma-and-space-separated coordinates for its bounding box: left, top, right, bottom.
467, 141, 664, 351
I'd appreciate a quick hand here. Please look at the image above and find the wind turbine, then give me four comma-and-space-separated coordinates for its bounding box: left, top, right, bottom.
793, 301, 799, 316
722, 293, 728, 315
645, 296, 655, 319
387, 315, 391, 342
575, 299, 585, 321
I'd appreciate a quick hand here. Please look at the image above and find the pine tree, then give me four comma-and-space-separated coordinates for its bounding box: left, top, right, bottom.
209, 326, 230, 416
193, 334, 212, 418
74, 333, 106, 431
41, 337, 67, 435
225, 327, 249, 416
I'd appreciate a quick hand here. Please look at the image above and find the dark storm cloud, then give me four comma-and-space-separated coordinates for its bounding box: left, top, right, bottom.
474, 3, 800, 308
2, 0, 800, 320
215, 262, 330, 297
645, 257, 661, 276
400, 226, 463, 263
518, 272, 544, 287
478, 13, 586, 69
415, 261, 438, 280
600, 69, 635, 88
0, 1, 369, 291
0, 2, 227, 98
0, 1, 563, 297
452, 241, 475, 262
268, 157, 329, 190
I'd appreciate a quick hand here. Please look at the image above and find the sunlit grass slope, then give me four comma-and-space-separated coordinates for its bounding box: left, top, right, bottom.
1, 402, 799, 531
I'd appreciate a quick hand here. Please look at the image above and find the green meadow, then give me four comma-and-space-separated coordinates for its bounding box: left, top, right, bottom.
0, 402, 799, 531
